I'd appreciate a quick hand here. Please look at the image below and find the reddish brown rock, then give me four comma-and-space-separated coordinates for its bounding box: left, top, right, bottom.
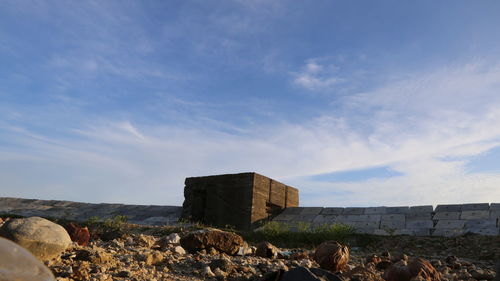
66, 223, 90, 246
255, 241, 279, 259
408, 258, 441, 281
344, 266, 384, 281
180, 229, 245, 255
384, 258, 440, 281
384, 260, 411, 281
313, 241, 349, 272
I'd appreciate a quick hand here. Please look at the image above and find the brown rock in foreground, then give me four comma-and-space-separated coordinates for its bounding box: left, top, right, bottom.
0, 217, 71, 261
180, 228, 244, 255
255, 241, 279, 259
313, 240, 350, 272
384, 258, 440, 281
66, 223, 90, 246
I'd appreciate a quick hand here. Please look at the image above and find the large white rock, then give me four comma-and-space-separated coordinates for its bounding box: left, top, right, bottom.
0, 217, 71, 261
0, 237, 55, 281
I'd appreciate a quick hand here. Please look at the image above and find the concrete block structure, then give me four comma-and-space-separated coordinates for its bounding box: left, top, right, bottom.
181, 172, 299, 230
1, 174, 498, 237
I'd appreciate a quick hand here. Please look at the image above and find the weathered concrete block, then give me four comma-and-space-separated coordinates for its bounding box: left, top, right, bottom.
409, 205, 433, 213
273, 214, 298, 221
489, 203, 500, 210
353, 221, 380, 229
364, 207, 387, 215
464, 219, 497, 228
406, 213, 432, 221
433, 212, 460, 220
336, 221, 378, 231
466, 227, 499, 236
312, 215, 338, 224
382, 214, 406, 221
461, 203, 490, 211
435, 220, 466, 229
386, 206, 410, 214
342, 207, 365, 215
435, 204, 461, 212
490, 210, 500, 219
280, 207, 303, 215
321, 207, 344, 215
380, 220, 405, 229
336, 215, 381, 222
406, 220, 434, 229
460, 210, 490, 220
300, 207, 324, 215
295, 214, 317, 222
432, 228, 466, 237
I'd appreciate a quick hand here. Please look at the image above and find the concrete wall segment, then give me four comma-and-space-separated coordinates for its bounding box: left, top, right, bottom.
433, 212, 461, 220
460, 210, 490, 220
435, 204, 462, 212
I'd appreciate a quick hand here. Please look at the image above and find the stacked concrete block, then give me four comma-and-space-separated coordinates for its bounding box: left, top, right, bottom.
435, 204, 462, 212
272, 203, 498, 237
380, 214, 405, 229
342, 207, 365, 215
433, 212, 461, 220
364, 207, 387, 215
321, 207, 344, 215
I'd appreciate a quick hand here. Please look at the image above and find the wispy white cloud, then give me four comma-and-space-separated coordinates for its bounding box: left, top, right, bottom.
292, 58, 345, 91
2, 61, 500, 206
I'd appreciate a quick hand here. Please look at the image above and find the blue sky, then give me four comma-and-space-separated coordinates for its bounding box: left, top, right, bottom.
1, 0, 500, 206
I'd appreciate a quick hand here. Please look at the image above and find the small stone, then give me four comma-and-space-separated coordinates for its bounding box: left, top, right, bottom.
164, 233, 180, 244
202, 265, 216, 277
115, 270, 131, 278
255, 242, 279, 259
173, 246, 186, 255
299, 259, 313, 268
470, 269, 495, 280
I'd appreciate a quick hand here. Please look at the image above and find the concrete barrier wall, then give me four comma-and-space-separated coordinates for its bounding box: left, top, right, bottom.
272, 203, 500, 237
0, 197, 182, 226
1, 197, 498, 236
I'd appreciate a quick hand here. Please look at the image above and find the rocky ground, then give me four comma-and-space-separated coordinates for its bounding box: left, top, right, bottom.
49, 228, 498, 281
1, 217, 499, 281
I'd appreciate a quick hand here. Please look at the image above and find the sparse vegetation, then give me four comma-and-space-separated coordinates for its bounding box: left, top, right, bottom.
241, 221, 360, 248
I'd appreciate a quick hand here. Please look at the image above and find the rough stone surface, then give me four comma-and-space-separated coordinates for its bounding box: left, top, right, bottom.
313, 241, 349, 272
0, 237, 55, 281
0, 217, 71, 261
255, 242, 279, 259
179, 229, 244, 255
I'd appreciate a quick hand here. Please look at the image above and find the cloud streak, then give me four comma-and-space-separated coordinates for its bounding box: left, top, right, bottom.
1, 61, 500, 206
